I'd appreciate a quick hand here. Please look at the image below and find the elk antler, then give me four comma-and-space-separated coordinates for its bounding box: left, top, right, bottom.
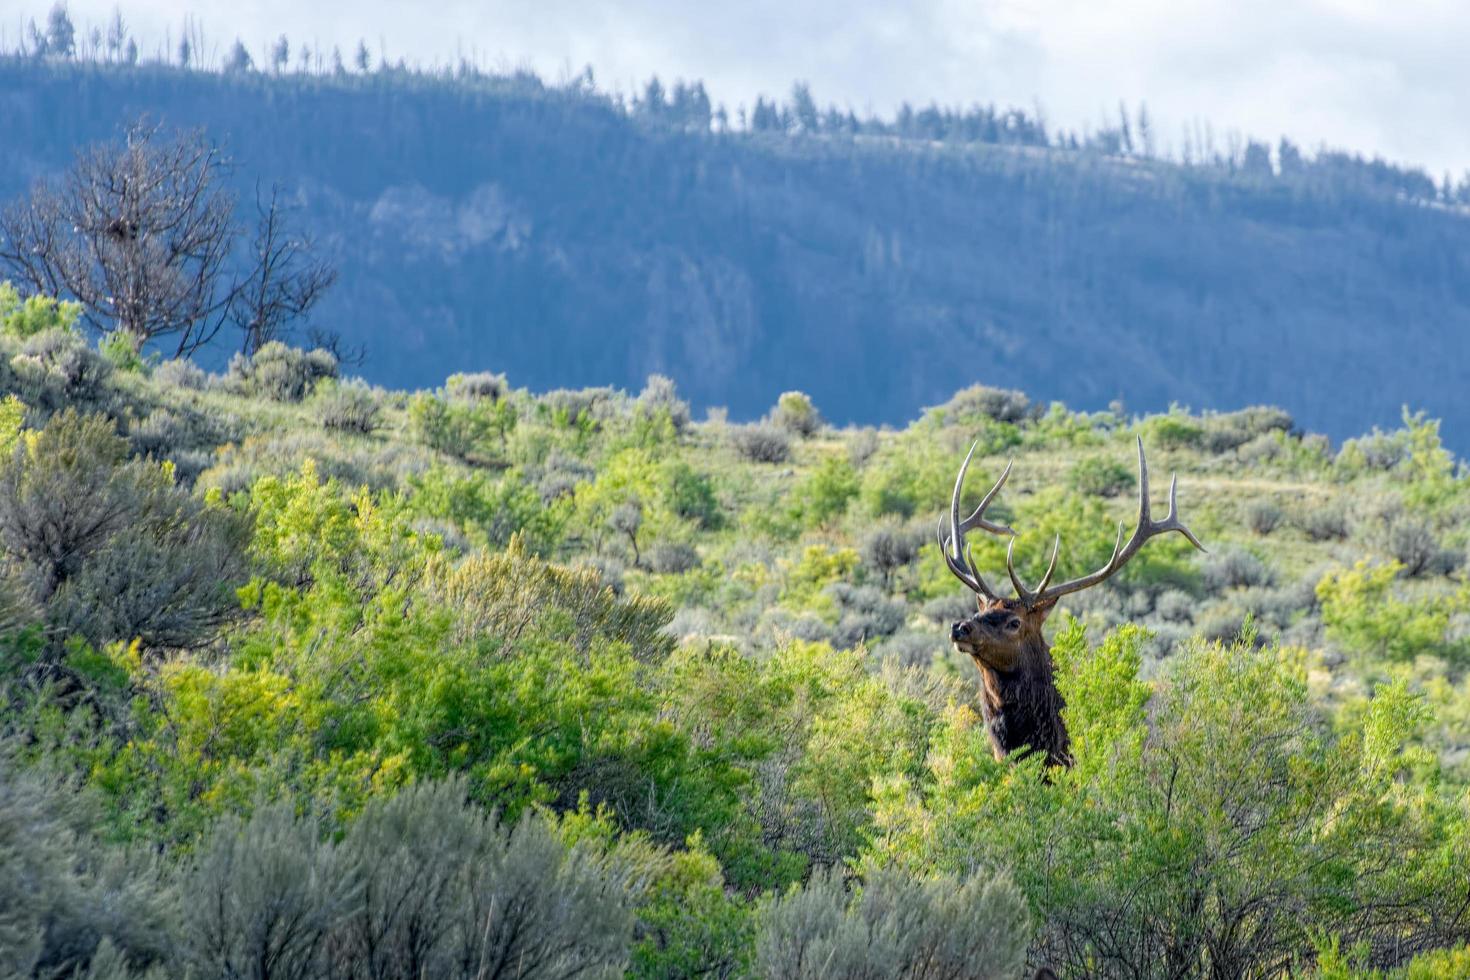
1007, 436, 1206, 606
936, 442, 1015, 601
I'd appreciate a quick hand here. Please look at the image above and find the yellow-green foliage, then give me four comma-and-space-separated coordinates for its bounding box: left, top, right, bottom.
0, 395, 23, 454
5, 308, 1470, 977
1317, 560, 1470, 663
0, 281, 82, 338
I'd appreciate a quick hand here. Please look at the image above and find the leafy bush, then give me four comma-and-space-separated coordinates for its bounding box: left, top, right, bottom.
861, 523, 923, 587
0, 409, 250, 652
1382, 516, 1460, 578
446, 370, 509, 402
648, 542, 701, 575
3, 327, 115, 414
0, 281, 82, 339
1337, 428, 1412, 473
637, 374, 692, 434
755, 866, 1030, 979
733, 424, 790, 463
408, 391, 516, 462
1138, 409, 1205, 449
1068, 455, 1134, 497
151, 358, 209, 390
932, 384, 1035, 425
1316, 561, 1469, 662
542, 386, 620, 428
770, 390, 822, 437
227, 341, 338, 401
0, 755, 174, 979
865, 625, 1470, 977
1201, 406, 1293, 453
792, 454, 859, 526
407, 467, 564, 554
1246, 500, 1285, 535
662, 459, 721, 528
315, 379, 383, 434
847, 427, 881, 469
1202, 546, 1275, 592
1297, 503, 1352, 541
98, 331, 145, 373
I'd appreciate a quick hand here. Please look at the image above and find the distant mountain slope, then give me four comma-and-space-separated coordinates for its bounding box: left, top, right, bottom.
4, 60, 1470, 445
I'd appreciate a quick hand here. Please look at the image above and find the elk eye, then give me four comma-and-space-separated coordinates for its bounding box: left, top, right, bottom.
1006, 619, 1021, 631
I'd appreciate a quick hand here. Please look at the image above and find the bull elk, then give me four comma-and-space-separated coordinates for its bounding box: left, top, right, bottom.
939, 437, 1205, 767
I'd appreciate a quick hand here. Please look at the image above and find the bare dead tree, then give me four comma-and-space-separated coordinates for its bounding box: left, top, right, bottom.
230, 183, 337, 354
0, 122, 237, 356
305, 326, 367, 367
0, 122, 339, 360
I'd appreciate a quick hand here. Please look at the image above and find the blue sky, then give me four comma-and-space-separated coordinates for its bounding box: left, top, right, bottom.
21, 0, 1470, 177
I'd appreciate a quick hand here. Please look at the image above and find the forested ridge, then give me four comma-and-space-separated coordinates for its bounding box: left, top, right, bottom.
3, 281, 1470, 976
4, 50, 1470, 446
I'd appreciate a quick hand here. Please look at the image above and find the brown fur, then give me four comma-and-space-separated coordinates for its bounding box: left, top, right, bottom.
950, 596, 1072, 767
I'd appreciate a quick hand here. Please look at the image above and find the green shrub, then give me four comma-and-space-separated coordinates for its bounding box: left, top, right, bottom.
793, 454, 859, 526
637, 374, 692, 434
864, 624, 1470, 977
1138, 408, 1205, 449
931, 384, 1035, 425
0, 755, 174, 979
1068, 455, 1134, 497
0, 282, 82, 339
756, 866, 1030, 979
861, 523, 923, 587
407, 391, 516, 462
179, 802, 354, 980
733, 424, 790, 463
151, 359, 208, 390
1316, 561, 1469, 662
1297, 503, 1351, 541
446, 370, 509, 402
315, 379, 383, 434
662, 459, 721, 528
98, 331, 145, 373
1246, 500, 1285, 535
228, 341, 338, 401
770, 390, 822, 437
0, 409, 250, 653
3, 328, 115, 414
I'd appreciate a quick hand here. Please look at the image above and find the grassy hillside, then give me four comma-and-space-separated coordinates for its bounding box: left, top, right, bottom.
5, 57, 1470, 449
3, 293, 1470, 976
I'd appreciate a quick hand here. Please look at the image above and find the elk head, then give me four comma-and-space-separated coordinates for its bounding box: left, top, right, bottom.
938, 437, 1205, 767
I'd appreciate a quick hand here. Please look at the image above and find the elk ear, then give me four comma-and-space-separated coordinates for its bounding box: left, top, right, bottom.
1031, 595, 1061, 623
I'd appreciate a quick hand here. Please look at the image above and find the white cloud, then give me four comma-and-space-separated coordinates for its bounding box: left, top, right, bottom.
36, 0, 1470, 174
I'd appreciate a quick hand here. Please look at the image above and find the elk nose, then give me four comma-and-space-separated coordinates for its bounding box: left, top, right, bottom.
951, 621, 970, 641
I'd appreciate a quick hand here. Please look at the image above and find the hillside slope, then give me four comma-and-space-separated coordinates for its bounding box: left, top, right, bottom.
4, 60, 1470, 446
4, 279, 1470, 973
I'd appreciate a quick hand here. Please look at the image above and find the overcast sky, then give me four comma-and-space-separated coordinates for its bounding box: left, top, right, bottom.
22, 0, 1470, 177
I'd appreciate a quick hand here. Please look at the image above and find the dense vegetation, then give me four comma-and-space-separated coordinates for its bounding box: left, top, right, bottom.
3, 287, 1470, 978
5, 43, 1470, 447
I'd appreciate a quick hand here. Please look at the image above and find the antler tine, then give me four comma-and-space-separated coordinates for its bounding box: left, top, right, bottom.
1005, 534, 1061, 603
940, 442, 1015, 601
1035, 534, 1061, 593
1159, 474, 1208, 552
952, 443, 1015, 538
1028, 437, 1207, 604
938, 515, 1002, 599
